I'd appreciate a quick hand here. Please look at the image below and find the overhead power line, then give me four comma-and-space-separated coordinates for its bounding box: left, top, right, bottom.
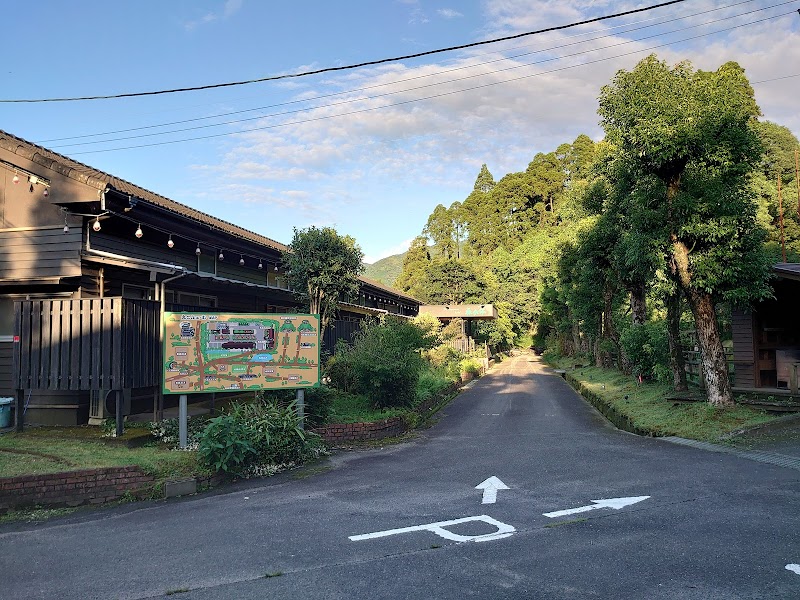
2, 0, 688, 104
65, 9, 796, 156
38, 0, 766, 145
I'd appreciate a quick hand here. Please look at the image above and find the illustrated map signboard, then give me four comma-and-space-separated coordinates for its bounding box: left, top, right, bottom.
162, 312, 320, 394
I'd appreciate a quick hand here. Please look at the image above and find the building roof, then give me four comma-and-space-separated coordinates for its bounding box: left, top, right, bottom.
0, 128, 421, 303
0, 128, 287, 252
773, 263, 800, 282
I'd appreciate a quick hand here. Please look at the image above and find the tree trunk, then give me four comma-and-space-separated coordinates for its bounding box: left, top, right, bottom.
671, 234, 732, 406
686, 288, 733, 406
666, 289, 688, 392
630, 282, 646, 326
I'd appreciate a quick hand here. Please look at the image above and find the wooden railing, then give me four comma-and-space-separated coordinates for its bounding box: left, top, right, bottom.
683, 349, 735, 388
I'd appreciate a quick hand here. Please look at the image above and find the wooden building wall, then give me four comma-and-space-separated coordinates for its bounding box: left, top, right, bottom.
0, 227, 82, 282
731, 308, 755, 388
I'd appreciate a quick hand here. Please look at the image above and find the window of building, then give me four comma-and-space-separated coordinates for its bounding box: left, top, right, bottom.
197, 253, 216, 275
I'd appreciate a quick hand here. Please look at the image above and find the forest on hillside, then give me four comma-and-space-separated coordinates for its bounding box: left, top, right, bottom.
395, 54, 800, 407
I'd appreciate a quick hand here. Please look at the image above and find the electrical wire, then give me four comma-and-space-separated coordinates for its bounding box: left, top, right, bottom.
64, 9, 798, 155
2, 0, 689, 104
38, 0, 769, 145
48, 2, 793, 150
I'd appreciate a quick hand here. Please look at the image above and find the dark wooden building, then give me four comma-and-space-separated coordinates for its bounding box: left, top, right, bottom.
0, 129, 419, 425
731, 263, 800, 392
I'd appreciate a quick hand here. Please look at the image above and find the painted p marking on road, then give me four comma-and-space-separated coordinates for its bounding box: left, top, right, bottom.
349, 515, 516, 543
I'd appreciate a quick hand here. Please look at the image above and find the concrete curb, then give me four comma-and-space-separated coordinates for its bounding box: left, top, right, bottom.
660, 436, 800, 471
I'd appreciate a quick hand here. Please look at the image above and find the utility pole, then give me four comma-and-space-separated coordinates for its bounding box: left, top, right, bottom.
778, 171, 786, 263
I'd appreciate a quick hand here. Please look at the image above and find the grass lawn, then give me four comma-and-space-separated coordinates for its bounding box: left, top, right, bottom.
546, 355, 778, 441
0, 426, 204, 479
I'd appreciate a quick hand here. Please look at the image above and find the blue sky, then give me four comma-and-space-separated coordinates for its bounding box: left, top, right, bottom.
3, 0, 799, 263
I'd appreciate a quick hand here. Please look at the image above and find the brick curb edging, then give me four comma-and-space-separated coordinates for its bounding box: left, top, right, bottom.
0, 465, 155, 511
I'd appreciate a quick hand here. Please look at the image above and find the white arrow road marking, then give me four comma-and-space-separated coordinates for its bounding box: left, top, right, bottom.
543, 496, 651, 518
786, 564, 800, 575
349, 515, 516, 543
475, 476, 510, 504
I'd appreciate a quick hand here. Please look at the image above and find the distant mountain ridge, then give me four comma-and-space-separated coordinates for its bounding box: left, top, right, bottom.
363, 252, 406, 287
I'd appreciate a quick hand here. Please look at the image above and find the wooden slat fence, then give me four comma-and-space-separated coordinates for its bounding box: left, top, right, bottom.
13, 298, 161, 391
683, 349, 736, 388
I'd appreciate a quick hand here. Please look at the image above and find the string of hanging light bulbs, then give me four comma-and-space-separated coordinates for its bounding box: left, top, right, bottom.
65, 205, 283, 272
60, 206, 415, 310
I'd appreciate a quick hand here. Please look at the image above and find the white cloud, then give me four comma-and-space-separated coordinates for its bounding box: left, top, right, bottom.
186, 0, 800, 260
437, 8, 463, 19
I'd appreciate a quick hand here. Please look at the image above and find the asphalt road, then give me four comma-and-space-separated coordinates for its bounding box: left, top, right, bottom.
1, 354, 799, 599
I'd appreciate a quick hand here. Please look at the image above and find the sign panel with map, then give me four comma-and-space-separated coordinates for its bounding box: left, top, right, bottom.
162, 312, 320, 394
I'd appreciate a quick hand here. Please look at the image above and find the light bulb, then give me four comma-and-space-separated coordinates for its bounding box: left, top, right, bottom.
135, 224, 143, 238
274, 265, 279, 272
258, 260, 263, 269
63, 224, 69, 233
218, 251, 224, 261
92, 218, 101, 232
195, 244, 201, 255
239, 256, 245, 266
43, 189, 49, 198
12, 174, 19, 184
167, 235, 174, 249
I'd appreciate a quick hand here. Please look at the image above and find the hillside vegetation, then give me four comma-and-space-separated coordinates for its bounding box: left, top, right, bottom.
396, 54, 799, 407
363, 253, 406, 287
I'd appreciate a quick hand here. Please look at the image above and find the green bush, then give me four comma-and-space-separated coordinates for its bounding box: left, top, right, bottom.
459, 357, 482, 377
619, 321, 670, 383
258, 387, 333, 429
327, 317, 433, 408
197, 414, 257, 476
197, 399, 325, 477
416, 367, 453, 404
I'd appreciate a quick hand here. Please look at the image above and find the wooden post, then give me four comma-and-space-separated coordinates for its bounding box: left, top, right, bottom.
115, 390, 124, 438
790, 363, 799, 396
15, 389, 24, 432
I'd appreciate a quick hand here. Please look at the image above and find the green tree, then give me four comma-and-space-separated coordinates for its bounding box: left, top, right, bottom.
396, 235, 431, 298
424, 204, 456, 259
598, 55, 772, 406
283, 226, 365, 331
418, 259, 486, 304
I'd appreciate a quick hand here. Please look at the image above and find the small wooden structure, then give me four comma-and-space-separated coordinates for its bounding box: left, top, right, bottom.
731, 264, 800, 393
12, 298, 161, 433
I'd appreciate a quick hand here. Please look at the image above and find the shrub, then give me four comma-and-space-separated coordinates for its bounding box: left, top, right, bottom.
325, 340, 358, 393
619, 321, 670, 383
459, 357, 482, 377
197, 399, 325, 476
149, 415, 211, 449
416, 367, 453, 404
197, 414, 257, 476
327, 317, 433, 408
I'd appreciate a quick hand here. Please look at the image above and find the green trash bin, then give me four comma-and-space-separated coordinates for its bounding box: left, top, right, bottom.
0, 397, 12, 429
